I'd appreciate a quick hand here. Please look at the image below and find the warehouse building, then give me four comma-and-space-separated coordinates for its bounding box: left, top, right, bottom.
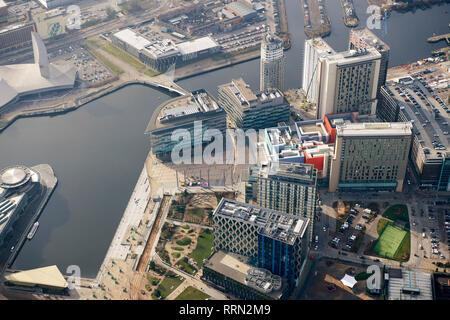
176, 36, 220, 62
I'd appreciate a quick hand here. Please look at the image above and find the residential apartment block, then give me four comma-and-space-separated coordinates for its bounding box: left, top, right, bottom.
257, 163, 317, 243
218, 78, 290, 130
260, 33, 286, 92
329, 122, 413, 192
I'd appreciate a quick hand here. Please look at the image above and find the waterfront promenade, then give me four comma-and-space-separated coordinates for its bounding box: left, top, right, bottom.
78, 164, 154, 299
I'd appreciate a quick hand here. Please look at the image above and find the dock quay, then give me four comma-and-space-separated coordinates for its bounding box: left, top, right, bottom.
427, 33, 450, 45
0, 77, 187, 134
94, 165, 153, 285
301, 0, 331, 39
340, 0, 359, 27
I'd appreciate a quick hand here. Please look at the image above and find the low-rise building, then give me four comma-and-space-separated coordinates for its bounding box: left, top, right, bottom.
386, 268, 433, 300
176, 36, 220, 62
0, 166, 42, 246
0, 32, 76, 110
32, 7, 68, 39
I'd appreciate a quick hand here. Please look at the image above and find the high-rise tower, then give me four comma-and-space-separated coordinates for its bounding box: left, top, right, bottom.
260, 33, 286, 92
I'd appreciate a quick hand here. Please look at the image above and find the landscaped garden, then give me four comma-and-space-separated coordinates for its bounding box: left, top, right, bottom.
188, 229, 214, 268
175, 286, 210, 300
151, 271, 184, 300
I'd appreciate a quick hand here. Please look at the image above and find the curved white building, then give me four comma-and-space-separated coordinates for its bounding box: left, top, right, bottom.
0, 32, 76, 110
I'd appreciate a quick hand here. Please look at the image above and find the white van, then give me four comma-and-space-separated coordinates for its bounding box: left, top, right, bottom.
315, 235, 319, 243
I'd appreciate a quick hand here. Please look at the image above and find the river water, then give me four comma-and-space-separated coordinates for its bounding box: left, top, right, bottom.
1, 1, 448, 277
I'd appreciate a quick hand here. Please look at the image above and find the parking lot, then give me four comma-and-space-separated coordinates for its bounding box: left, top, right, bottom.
416, 201, 450, 260
215, 25, 268, 53
49, 42, 114, 86
386, 78, 450, 165
325, 202, 376, 256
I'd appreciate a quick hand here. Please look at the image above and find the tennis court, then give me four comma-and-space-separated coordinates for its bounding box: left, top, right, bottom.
372, 224, 407, 259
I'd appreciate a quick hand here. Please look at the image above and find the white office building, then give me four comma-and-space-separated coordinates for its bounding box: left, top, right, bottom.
302, 38, 335, 105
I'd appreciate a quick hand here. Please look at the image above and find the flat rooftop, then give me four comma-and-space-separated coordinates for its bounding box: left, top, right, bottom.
142, 38, 179, 59
325, 113, 358, 128
350, 28, 390, 53
336, 122, 413, 137
226, 1, 256, 17
0, 22, 29, 34
221, 78, 285, 110
306, 37, 336, 56
204, 250, 284, 298
146, 89, 222, 132
113, 29, 151, 51
388, 269, 433, 300
214, 199, 309, 245
385, 79, 450, 159
266, 162, 316, 184
176, 36, 218, 56
326, 47, 381, 64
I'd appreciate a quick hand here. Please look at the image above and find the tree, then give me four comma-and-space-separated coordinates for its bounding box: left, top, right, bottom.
106, 7, 116, 20
128, 0, 142, 12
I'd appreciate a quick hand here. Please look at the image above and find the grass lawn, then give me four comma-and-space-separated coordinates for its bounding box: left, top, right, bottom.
175, 286, 210, 300
85, 44, 124, 75
152, 271, 184, 300
355, 271, 374, 281
172, 246, 184, 251
176, 237, 191, 246
100, 43, 146, 70
189, 229, 214, 268
372, 224, 407, 259
382, 204, 409, 223
394, 230, 411, 262
176, 257, 197, 275
144, 69, 161, 77
377, 218, 391, 235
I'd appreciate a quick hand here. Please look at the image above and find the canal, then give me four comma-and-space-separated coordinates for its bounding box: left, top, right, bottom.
0, 1, 448, 277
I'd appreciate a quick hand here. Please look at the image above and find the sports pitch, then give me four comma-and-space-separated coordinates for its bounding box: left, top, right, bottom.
372, 224, 407, 259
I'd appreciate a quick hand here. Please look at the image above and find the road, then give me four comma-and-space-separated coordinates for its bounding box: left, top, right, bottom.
0, 1, 175, 66
315, 189, 449, 271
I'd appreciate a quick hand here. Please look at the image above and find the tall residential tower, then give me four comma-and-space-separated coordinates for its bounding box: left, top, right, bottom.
329, 122, 413, 192
260, 34, 286, 92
